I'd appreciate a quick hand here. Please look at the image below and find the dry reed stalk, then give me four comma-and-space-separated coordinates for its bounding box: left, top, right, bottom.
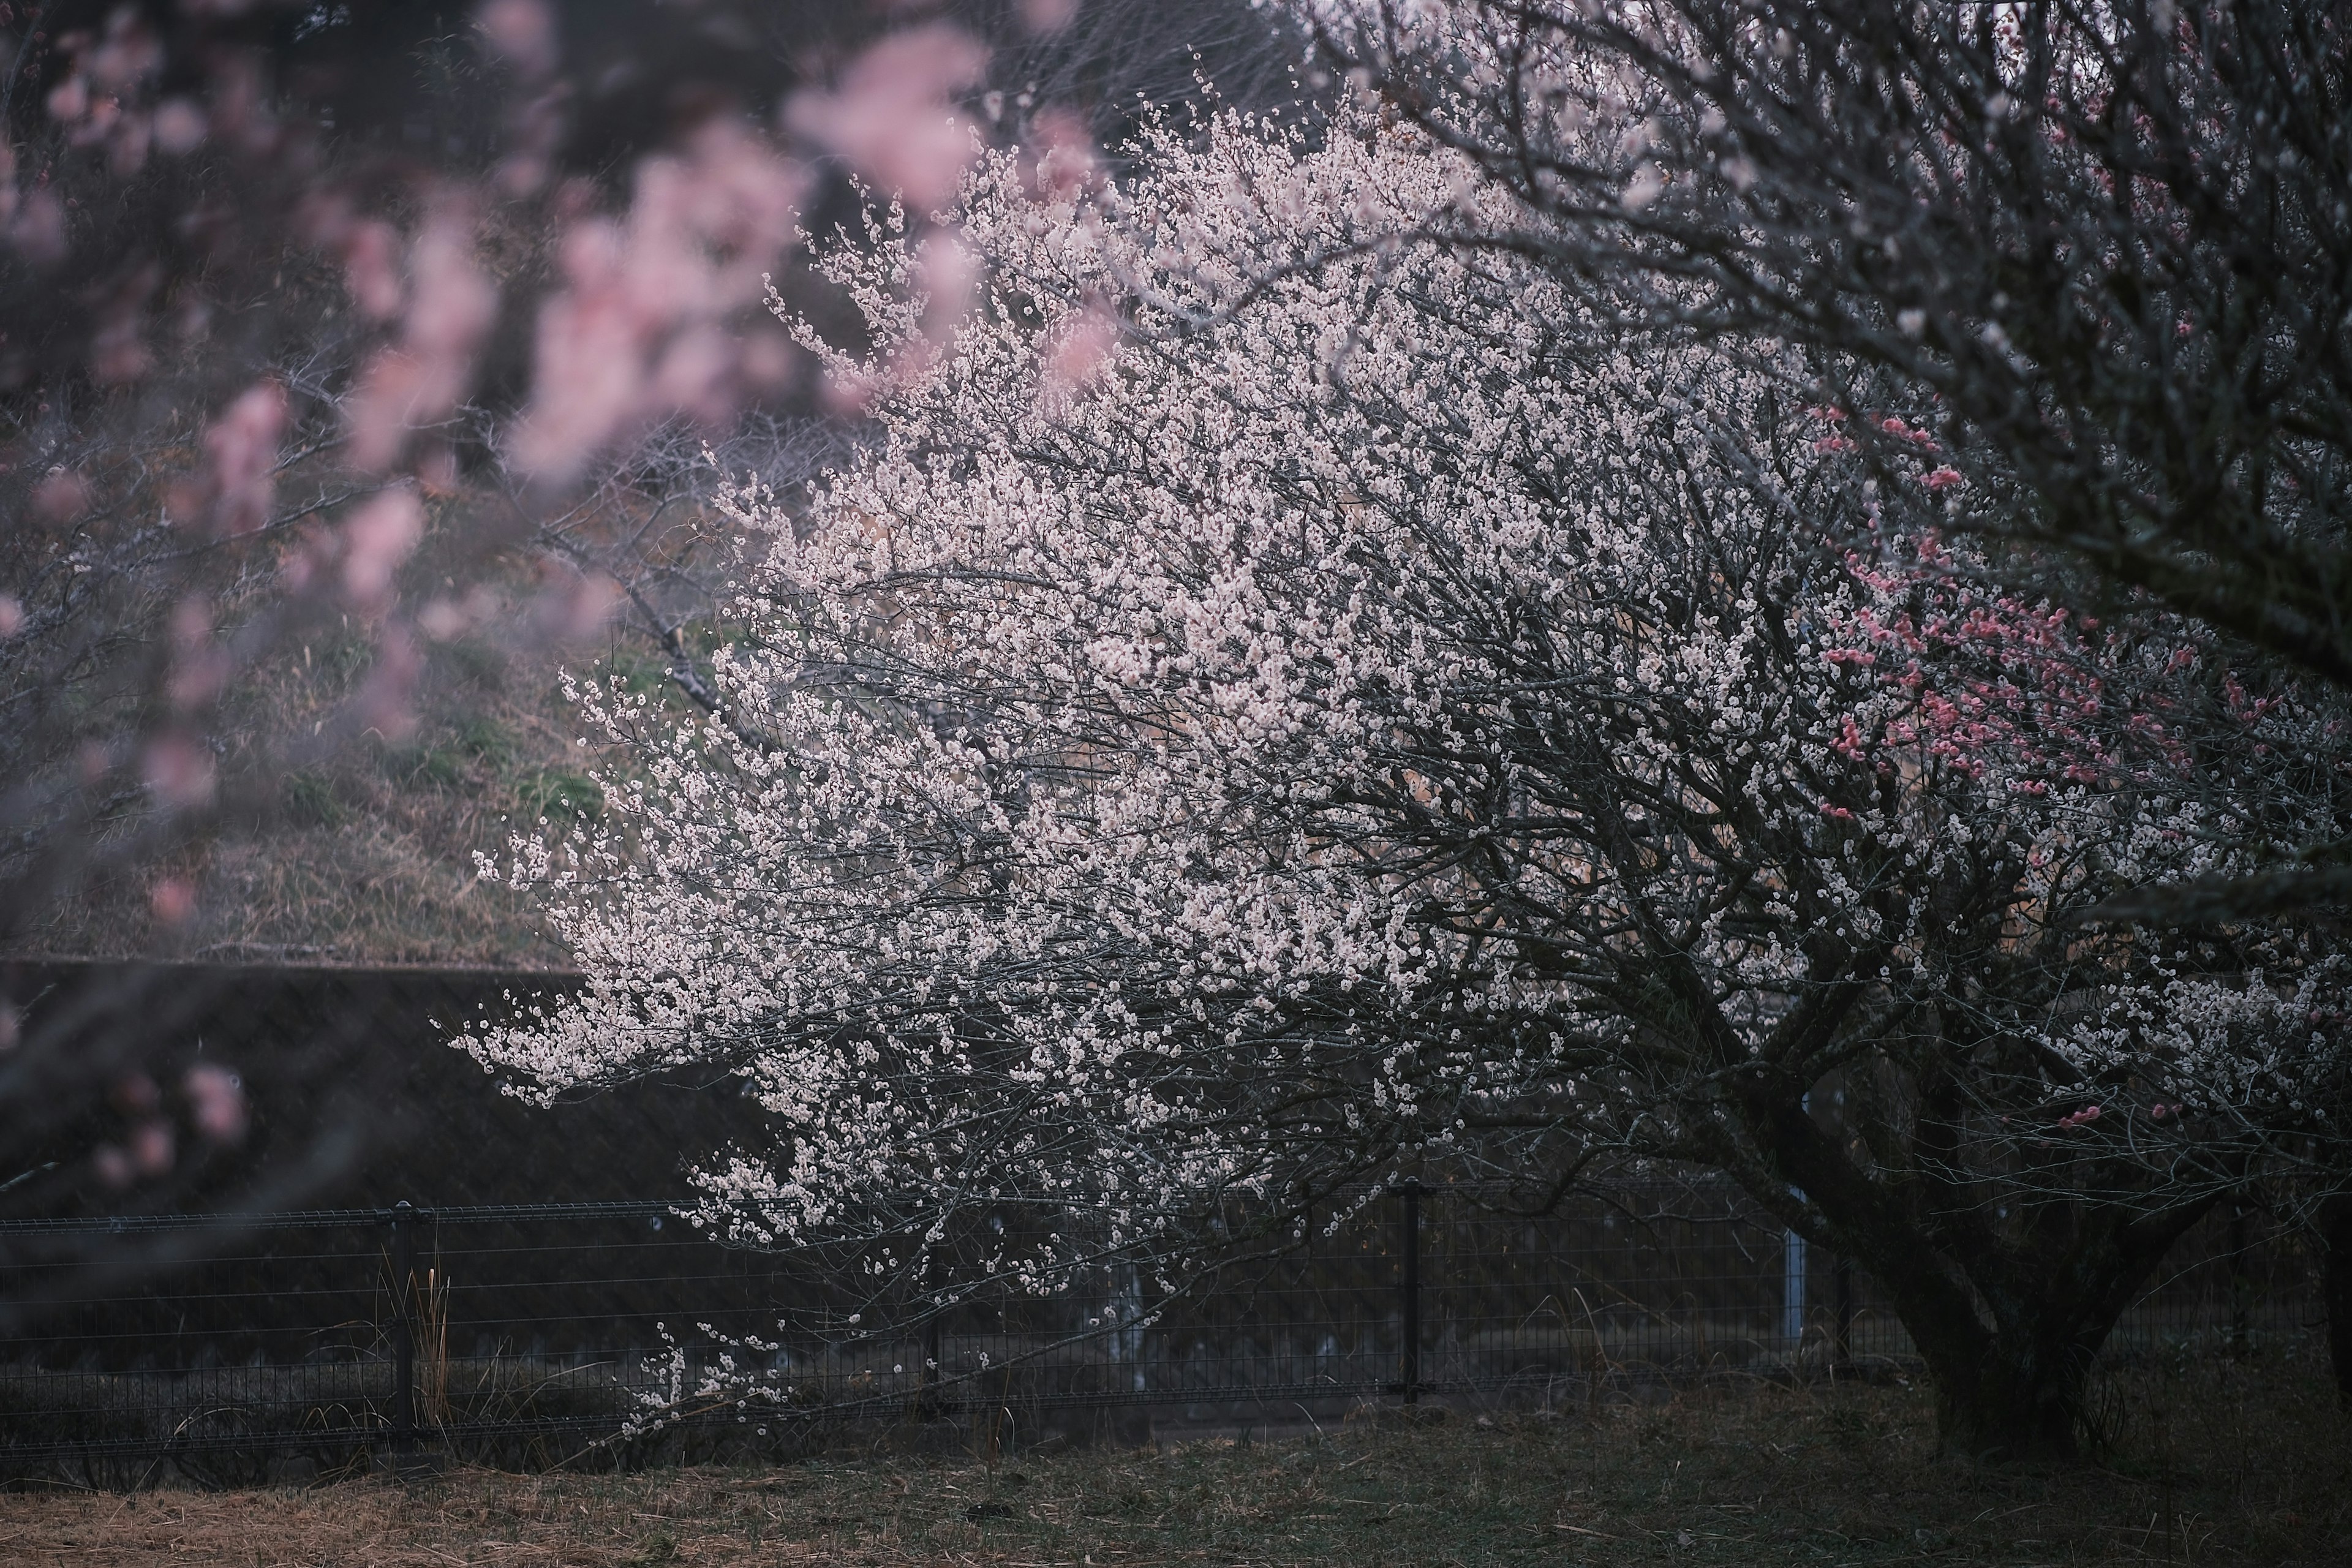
415, 1263, 452, 1428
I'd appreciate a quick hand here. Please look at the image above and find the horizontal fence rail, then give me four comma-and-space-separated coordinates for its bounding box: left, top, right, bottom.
0, 1201, 685, 1235
0, 1183, 2317, 1485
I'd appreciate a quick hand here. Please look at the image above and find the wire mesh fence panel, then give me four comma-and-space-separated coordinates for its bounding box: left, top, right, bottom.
0, 1212, 399, 1483
0, 1182, 2323, 1480
1427, 1189, 1807, 1393
2106, 1203, 2318, 1355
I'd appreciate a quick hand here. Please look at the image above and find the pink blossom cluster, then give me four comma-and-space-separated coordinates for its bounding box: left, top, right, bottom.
1818, 512, 2203, 791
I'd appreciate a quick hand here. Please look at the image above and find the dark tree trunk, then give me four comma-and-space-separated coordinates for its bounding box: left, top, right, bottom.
1751, 1093, 2217, 1461
1722, 1036, 2233, 1463
2321, 1194, 2352, 1411
1887, 1212, 2211, 1461
1860, 1250, 2106, 1461
1918, 1327, 2101, 1461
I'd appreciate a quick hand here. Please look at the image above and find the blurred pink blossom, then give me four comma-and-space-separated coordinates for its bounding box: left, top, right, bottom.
1027, 107, 1099, 198
511, 221, 642, 478
739, 327, 799, 391
355, 623, 423, 741
0, 594, 21, 638
142, 736, 216, 809
9, 187, 67, 264
130, 1119, 175, 1175
165, 595, 229, 710
341, 488, 426, 610
650, 323, 734, 421
513, 123, 802, 481
418, 587, 502, 641
278, 526, 330, 595
88, 13, 162, 92
1038, 302, 1120, 412
342, 219, 405, 320
153, 98, 206, 154
1020, 0, 1080, 32
477, 0, 558, 78
417, 599, 463, 641
784, 24, 984, 213
346, 200, 497, 471
871, 232, 982, 388
916, 232, 980, 337
148, 876, 197, 925
203, 380, 288, 533
532, 567, 621, 642
184, 1064, 248, 1144
32, 469, 87, 522
46, 75, 89, 123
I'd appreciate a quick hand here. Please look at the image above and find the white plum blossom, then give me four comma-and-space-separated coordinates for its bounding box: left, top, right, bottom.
467, 99, 2350, 1452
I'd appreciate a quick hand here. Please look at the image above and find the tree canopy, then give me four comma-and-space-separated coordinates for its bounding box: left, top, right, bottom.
471, 98, 2352, 1456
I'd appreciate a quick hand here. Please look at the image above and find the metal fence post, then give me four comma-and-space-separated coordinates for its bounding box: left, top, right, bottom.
1394, 1179, 1424, 1404
390, 1200, 416, 1451
1781, 1226, 1807, 1348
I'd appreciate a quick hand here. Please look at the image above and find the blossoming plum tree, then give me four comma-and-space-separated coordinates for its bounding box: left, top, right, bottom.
471, 105, 2349, 1457
1302, 0, 2352, 907
1300, 0, 2352, 1409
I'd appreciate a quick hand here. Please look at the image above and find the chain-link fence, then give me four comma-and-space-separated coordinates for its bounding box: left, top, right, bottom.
0, 1180, 2316, 1486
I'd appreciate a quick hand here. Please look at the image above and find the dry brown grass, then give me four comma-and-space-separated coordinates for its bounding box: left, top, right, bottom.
2, 1351, 2346, 1567
12, 497, 678, 969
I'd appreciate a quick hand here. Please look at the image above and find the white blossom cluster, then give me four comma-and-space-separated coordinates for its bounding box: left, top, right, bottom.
463, 100, 2350, 1291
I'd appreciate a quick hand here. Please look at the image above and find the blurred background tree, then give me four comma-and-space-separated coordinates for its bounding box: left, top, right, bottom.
0, 0, 1306, 1230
